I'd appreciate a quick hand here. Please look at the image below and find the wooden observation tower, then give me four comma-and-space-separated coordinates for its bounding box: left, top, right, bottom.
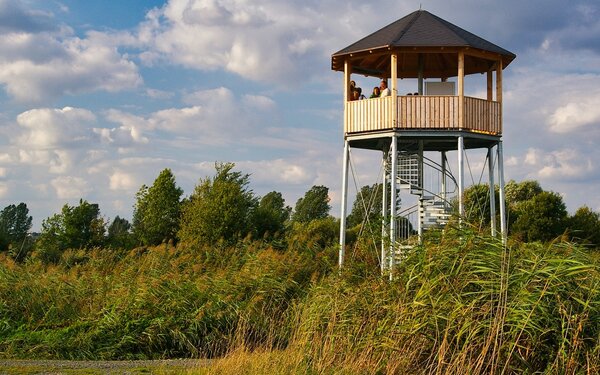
333, 10, 516, 272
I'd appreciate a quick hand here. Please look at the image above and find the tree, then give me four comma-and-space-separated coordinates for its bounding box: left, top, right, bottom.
252, 191, 291, 238
36, 199, 106, 263
505, 180, 543, 206
178, 163, 258, 246
346, 184, 383, 228
132, 169, 183, 246
511, 191, 568, 242
292, 185, 331, 223
0, 203, 33, 252
107, 216, 135, 249
462, 183, 499, 230
567, 206, 600, 247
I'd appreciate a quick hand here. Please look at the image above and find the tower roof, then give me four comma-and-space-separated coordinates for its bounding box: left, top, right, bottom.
332, 10, 516, 78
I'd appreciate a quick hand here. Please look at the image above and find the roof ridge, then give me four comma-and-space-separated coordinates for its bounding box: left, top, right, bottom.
389, 10, 422, 46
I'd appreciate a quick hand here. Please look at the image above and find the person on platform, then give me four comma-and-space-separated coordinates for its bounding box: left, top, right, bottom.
379, 80, 391, 97
370, 86, 380, 98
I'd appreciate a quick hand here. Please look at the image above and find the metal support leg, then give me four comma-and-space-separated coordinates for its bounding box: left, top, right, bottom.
338, 140, 350, 270
497, 141, 507, 244
389, 135, 398, 279
488, 146, 497, 237
417, 141, 424, 242
458, 136, 465, 224
381, 148, 388, 274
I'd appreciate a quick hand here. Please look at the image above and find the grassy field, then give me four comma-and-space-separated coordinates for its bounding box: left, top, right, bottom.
0, 229, 599, 374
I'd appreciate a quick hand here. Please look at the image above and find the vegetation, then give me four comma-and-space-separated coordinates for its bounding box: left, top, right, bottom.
178, 163, 258, 246
132, 168, 183, 246
1, 165, 600, 373
291, 185, 331, 223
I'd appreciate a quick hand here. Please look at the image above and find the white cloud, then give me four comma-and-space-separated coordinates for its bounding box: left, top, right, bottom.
109, 171, 137, 191
549, 96, 600, 133
16, 107, 96, 148
51, 176, 90, 199
0, 2, 142, 103
136, 0, 374, 85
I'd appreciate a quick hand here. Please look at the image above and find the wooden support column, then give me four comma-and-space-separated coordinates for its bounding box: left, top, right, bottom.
391, 53, 398, 128
381, 148, 389, 274
487, 70, 493, 101
496, 59, 503, 129
458, 52, 465, 129
343, 59, 351, 134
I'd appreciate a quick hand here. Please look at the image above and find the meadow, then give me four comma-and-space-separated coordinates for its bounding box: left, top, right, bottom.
0, 227, 599, 374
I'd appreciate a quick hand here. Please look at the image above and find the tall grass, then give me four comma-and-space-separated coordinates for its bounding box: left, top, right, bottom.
291, 230, 600, 374
0, 241, 333, 359
0, 230, 599, 374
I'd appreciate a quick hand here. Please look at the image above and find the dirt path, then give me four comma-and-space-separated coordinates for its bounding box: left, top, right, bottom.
0, 359, 210, 374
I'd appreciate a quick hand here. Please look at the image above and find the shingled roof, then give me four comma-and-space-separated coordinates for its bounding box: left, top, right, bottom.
332, 10, 516, 78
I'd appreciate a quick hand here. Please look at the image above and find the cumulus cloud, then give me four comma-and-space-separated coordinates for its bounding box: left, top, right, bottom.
0, 2, 141, 103
135, 0, 374, 85
549, 96, 600, 133
109, 170, 138, 191
51, 176, 90, 199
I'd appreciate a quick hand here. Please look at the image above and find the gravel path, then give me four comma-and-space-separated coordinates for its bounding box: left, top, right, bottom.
0, 359, 210, 374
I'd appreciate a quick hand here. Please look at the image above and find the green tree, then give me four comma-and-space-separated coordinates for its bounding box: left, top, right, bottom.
252, 191, 291, 238
107, 216, 135, 249
511, 191, 568, 242
178, 163, 258, 246
567, 206, 600, 247
292, 185, 331, 223
36, 199, 106, 263
462, 183, 499, 230
505, 179, 543, 206
346, 184, 383, 228
132, 169, 183, 246
0, 203, 33, 252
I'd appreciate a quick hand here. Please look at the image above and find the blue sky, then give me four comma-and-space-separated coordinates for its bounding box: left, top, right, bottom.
0, 0, 599, 229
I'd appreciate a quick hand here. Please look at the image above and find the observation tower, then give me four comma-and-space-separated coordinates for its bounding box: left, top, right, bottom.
333, 10, 516, 273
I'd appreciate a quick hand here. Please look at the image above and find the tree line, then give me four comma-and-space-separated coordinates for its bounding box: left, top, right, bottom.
0, 163, 334, 263
2, 163, 600, 264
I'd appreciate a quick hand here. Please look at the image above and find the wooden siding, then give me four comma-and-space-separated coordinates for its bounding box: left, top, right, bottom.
345, 96, 500, 135
345, 96, 394, 133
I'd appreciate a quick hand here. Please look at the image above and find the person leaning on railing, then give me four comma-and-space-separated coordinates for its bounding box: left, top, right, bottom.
370, 86, 380, 98
379, 80, 391, 97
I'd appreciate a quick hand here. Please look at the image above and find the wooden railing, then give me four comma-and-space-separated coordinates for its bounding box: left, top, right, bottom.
345, 96, 501, 135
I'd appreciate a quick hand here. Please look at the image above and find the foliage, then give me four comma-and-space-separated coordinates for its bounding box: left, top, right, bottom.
252, 191, 291, 239
287, 216, 339, 252
178, 163, 258, 246
291, 185, 331, 223
511, 191, 568, 242
0, 204, 33, 263
132, 169, 183, 246
106, 216, 135, 249
1, 230, 598, 374
0, 240, 330, 360
463, 183, 498, 231
346, 183, 383, 228
293, 231, 600, 374
568, 206, 600, 247
505, 179, 543, 204
0, 203, 32, 255
35, 199, 105, 263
